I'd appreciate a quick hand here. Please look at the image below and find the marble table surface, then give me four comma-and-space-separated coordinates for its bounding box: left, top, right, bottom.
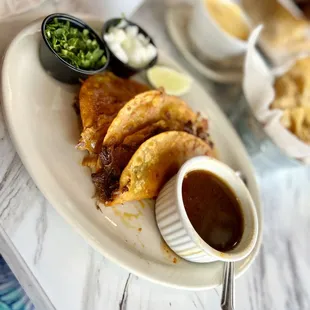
1, 0, 310, 309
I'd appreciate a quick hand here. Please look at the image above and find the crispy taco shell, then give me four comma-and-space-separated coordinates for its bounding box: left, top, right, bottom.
78, 72, 149, 153
103, 89, 209, 146
104, 131, 214, 206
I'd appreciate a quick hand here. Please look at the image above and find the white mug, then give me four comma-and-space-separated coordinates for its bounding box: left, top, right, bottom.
188, 0, 249, 61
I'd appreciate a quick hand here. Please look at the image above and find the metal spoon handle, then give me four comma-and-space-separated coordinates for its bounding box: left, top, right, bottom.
220, 170, 244, 310
221, 262, 235, 310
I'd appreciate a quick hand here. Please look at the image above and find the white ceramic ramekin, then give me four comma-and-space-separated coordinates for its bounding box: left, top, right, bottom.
155, 156, 258, 263
188, 0, 249, 60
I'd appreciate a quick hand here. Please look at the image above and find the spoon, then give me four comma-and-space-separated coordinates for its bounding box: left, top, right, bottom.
221, 171, 247, 310
221, 261, 235, 310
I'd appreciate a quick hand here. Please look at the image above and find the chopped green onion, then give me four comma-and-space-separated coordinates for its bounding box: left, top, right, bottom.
45, 18, 107, 70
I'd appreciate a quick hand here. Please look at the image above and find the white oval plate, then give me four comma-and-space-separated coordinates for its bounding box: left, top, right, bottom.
165, 4, 243, 84
1, 16, 262, 290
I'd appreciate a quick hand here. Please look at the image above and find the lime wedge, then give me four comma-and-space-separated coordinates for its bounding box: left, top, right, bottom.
146, 66, 192, 96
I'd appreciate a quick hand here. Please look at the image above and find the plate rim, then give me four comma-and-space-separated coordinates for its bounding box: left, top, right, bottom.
1, 15, 262, 290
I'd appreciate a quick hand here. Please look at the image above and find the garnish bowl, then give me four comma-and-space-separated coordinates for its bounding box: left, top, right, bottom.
39, 13, 110, 84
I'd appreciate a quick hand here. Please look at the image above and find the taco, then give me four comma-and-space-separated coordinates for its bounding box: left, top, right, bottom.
93, 131, 214, 206
91, 89, 213, 203
77, 72, 149, 154
103, 89, 209, 146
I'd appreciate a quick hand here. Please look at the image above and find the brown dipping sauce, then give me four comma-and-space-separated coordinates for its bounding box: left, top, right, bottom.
182, 170, 244, 252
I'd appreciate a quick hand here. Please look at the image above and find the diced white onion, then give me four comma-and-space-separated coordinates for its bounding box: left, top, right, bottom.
137, 33, 150, 46
103, 33, 114, 43
111, 28, 127, 43
126, 25, 139, 38
104, 21, 157, 69
109, 42, 128, 63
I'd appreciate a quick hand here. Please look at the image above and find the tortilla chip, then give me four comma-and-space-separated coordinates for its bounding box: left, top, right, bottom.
105, 131, 214, 206
103, 89, 209, 146
78, 72, 149, 153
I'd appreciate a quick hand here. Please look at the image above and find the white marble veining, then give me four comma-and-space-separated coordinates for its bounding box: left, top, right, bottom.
0, 0, 310, 310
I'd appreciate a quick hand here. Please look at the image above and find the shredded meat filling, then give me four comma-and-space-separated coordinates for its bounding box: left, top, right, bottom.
92, 145, 136, 203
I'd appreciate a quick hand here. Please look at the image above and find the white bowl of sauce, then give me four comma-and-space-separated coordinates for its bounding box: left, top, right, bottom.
155, 156, 258, 263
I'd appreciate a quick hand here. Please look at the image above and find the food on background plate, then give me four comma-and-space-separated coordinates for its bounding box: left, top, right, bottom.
270, 57, 310, 144
101, 131, 214, 206
242, 0, 309, 49
77, 72, 149, 154
146, 66, 192, 96
206, 0, 250, 41
103, 19, 157, 69
45, 17, 107, 70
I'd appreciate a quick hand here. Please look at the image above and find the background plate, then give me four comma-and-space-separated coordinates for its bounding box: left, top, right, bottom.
165, 4, 243, 84
1, 17, 262, 290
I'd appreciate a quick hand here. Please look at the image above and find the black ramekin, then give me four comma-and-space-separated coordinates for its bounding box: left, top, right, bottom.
39, 13, 110, 84
102, 18, 158, 78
